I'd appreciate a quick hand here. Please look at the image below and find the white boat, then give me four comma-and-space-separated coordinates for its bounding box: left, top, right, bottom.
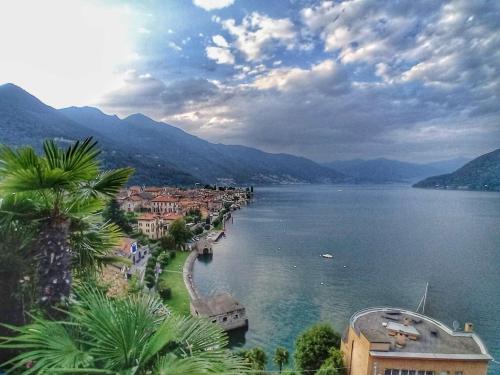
321, 253, 333, 259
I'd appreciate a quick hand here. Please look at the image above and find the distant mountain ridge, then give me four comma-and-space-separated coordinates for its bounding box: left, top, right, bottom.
0, 83, 345, 185
323, 158, 468, 184
413, 149, 500, 191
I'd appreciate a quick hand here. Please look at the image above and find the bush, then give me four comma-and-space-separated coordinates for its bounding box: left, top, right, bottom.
158, 285, 172, 300
294, 323, 341, 373
144, 274, 155, 289
158, 253, 170, 267
193, 226, 203, 235
316, 348, 345, 375
169, 251, 176, 260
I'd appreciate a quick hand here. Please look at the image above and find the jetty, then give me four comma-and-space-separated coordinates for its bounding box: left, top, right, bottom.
183, 233, 248, 331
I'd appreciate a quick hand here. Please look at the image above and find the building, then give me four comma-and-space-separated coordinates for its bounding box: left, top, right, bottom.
137, 212, 183, 240
118, 194, 144, 212
151, 195, 181, 214
190, 293, 248, 331
137, 213, 165, 240
341, 307, 492, 375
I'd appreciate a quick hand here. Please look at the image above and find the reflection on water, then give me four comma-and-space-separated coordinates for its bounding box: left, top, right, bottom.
194, 185, 500, 373
197, 253, 213, 264
228, 326, 248, 348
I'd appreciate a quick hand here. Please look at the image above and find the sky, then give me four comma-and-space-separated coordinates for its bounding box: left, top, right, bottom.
0, 0, 499, 162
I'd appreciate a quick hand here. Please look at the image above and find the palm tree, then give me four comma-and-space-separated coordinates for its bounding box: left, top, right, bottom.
273, 347, 289, 373
0, 286, 248, 374
0, 138, 132, 312
242, 347, 267, 371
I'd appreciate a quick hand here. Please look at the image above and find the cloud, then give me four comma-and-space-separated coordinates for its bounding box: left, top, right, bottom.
212, 34, 230, 48
221, 12, 297, 61
0, 0, 137, 107
206, 46, 235, 64
193, 0, 234, 11
98, 0, 500, 162
167, 41, 182, 51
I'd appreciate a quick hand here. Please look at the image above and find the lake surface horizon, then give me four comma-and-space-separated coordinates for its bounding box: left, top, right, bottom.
193, 184, 500, 373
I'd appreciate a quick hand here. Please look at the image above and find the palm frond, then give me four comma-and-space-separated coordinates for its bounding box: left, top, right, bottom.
71, 221, 124, 276
68, 287, 166, 371
44, 138, 100, 181
0, 319, 93, 374
0, 144, 40, 174
82, 168, 135, 197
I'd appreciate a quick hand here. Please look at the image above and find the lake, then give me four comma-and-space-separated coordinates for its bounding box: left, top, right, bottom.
193, 185, 500, 373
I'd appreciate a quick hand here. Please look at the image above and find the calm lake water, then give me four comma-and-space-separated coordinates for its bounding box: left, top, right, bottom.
193, 185, 500, 373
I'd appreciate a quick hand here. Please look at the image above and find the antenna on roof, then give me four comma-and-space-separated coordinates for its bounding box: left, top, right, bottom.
415, 282, 429, 314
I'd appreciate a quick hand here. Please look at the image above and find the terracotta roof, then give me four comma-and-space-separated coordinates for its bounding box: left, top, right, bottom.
152, 195, 179, 203
161, 213, 183, 221
137, 213, 157, 221
144, 187, 163, 192
128, 195, 143, 201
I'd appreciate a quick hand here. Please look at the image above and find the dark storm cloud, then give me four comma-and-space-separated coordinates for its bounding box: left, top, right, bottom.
99, 0, 500, 162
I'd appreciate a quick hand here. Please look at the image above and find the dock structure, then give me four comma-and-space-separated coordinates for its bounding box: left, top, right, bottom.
190, 293, 248, 331
183, 233, 248, 332
193, 237, 213, 256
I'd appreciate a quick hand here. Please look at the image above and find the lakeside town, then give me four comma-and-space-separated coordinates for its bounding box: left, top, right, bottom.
104, 184, 252, 327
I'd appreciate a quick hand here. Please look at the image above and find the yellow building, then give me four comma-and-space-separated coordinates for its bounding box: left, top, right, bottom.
341, 307, 491, 375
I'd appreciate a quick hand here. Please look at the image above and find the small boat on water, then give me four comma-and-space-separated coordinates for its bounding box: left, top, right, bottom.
321, 253, 333, 259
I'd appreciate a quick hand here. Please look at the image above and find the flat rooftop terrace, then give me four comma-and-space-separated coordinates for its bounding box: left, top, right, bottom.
350, 307, 491, 360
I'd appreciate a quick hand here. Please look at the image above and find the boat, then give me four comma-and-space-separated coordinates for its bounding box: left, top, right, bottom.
321, 253, 333, 259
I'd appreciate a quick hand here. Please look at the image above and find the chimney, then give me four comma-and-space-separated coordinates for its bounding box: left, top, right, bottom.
395, 333, 407, 348
464, 322, 474, 333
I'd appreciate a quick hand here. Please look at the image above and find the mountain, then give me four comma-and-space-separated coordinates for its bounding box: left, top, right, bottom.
323, 158, 468, 184
0, 84, 198, 185
413, 149, 500, 191
0, 83, 345, 185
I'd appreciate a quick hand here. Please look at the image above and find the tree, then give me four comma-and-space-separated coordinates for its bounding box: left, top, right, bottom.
294, 323, 341, 373
0, 286, 247, 374
239, 347, 267, 371
274, 347, 289, 373
316, 348, 345, 375
159, 233, 176, 250
169, 219, 192, 248
0, 138, 132, 313
102, 198, 132, 233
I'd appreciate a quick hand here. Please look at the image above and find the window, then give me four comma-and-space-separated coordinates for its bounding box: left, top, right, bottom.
401, 371, 409, 375
454, 372, 463, 375
222, 317, 228, 322
439, 372, 449, 375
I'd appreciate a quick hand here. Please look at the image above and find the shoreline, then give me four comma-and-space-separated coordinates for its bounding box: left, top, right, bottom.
182, 195, 250, 302
182, 250, 200, 301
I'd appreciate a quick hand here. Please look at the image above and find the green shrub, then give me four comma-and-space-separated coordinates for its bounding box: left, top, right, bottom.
144, 274, 155, 289
158, 285, 172, 300
158, 253, 169, 267
294, 323, 341, 373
